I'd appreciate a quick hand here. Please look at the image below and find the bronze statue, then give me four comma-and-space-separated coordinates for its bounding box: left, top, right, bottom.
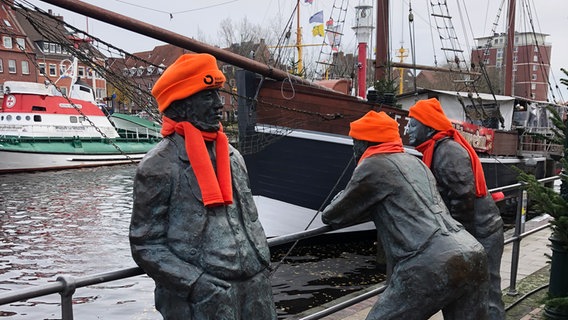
129, 53, 277, 320
321, 111, 489, 320
408, 98, 505, 320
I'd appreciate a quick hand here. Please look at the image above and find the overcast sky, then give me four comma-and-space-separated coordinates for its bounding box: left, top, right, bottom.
25, 0, 568, 103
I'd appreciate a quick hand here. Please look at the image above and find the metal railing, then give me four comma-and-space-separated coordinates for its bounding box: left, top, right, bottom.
0, 176, 558, 319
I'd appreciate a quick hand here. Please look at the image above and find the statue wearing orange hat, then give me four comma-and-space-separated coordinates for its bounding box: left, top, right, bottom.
322, 110, 490, 320
408, 97, 505, 320
130, 53, 276, 319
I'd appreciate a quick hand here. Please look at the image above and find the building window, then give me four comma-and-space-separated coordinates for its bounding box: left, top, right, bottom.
484, 58, 490, 64
49, 63, 57, 76
533, 55, 538, 62
8, 59, 16, 73
78, 66, 85, 77
3, 19, 11, 27
533, 65, 538, 71
43, 42, 49, 52
39, 63, 45, 75
50, 43, 56, 52
0, 59, 3, 73
532, 74, 537, 80
3, 36, 12, 49
534, 46, 538, 52
531, 83, 537, 90
21, 61, 29, 74
15, 38, 25, 50
60, 87, 68, 96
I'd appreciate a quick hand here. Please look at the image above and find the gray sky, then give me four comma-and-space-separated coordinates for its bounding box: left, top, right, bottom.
27, 0, 568, 103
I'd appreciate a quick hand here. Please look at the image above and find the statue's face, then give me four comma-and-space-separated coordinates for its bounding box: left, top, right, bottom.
181, 89, 223, 132
352, 138, 368, 163
407, 118, 434, 146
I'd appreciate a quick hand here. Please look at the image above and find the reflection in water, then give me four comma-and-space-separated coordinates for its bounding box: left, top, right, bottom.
0, 165, 383, 319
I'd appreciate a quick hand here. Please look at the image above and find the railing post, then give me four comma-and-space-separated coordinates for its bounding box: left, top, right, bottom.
507, 188, 525, 296
57, 275, 76, 320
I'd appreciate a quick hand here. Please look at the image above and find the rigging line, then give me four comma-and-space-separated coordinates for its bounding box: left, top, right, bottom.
409, 1, 417, 93
115, 0, 238, 16
524, 0, 564, 104
270, 155, 355, 276
272, 3, 298, 69
426, 0, 438, 66
14, 0, 163, 121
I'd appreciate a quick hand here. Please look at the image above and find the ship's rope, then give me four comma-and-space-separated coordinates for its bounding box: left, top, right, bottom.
269, 155, 354, 276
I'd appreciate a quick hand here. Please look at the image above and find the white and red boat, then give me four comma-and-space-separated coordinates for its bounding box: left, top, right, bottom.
0, 80, 160, 173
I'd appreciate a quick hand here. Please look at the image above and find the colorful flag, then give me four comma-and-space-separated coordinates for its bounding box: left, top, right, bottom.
309, 10, 324, 24
326, 18, 334, 26
312, 24, 324, 37
305, 0, 313, 3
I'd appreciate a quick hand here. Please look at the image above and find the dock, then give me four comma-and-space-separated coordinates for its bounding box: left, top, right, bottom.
298, 215, 553, 320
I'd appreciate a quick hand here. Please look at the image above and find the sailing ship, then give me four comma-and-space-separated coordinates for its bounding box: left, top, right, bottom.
29, 0, 563, 233
236, 0, 562, 221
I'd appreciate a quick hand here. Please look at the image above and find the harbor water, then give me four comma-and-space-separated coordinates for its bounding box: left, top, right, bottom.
0, 165, 384, 319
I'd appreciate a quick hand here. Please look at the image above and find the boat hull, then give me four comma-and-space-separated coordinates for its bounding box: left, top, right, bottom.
0, 138, 157, 173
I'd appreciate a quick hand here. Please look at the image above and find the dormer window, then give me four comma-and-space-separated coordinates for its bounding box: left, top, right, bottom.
137, 66, 144, 76
3, 36, 12, 49
147, 65, 155, 75
16, 38, 25, 50
130, 67, 136, 77
122, 68, 129, 76
157, 63, 165, 74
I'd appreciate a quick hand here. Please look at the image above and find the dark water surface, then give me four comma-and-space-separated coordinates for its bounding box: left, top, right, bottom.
0, 165, 383, 319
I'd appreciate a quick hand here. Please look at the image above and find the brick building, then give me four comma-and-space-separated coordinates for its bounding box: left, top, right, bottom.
471, 32, 552, 101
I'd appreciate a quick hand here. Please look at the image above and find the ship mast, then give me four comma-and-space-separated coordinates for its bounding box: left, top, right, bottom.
296, 0, 304, 75
504, 0, 516, 96
375, 0, 389, 82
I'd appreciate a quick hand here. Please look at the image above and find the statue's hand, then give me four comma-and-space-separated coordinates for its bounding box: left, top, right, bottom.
190, 273, 231, 301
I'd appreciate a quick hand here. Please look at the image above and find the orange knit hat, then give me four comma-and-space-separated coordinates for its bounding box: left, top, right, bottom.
408, 98, 453, 131
349, 111, 401, 143
152, 53, 226, 112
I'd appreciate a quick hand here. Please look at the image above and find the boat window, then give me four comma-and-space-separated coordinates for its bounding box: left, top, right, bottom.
70, 116, 78, 123
25, 116, 30, 121
79, 116, 85, 122
34, 115, 41, 122
32, 106, 46, 111
6, 115, 12, 121
16, 115, 21, 121
79, 86, 91, 93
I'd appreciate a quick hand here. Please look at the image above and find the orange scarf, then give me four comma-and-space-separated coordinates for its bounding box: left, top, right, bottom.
415, 129, 488, 197
161, 116, 233, 207
358, 140, 405, 165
